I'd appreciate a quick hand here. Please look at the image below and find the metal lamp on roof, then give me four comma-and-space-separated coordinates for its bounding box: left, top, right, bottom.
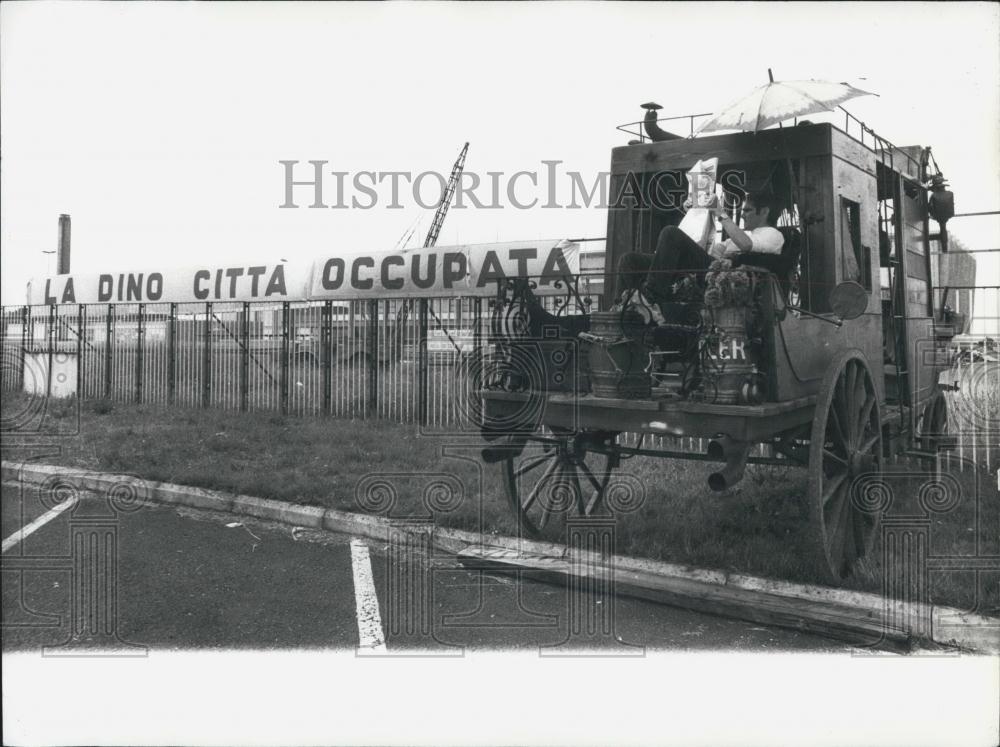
927, 173, 955, 242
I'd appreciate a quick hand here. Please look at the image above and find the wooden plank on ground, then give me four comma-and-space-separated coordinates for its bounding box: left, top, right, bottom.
458, 546, 913, 650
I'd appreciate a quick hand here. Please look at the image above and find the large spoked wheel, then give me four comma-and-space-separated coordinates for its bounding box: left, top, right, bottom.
808, 351, 883, 582
503, 429, 620, 537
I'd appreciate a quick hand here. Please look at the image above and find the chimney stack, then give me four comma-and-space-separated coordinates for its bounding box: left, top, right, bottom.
57, 214, 71, 274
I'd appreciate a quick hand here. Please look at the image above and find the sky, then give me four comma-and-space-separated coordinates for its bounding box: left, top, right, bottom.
2, 2, 998, 318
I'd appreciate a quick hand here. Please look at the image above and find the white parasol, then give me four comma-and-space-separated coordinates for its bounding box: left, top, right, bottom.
696, 70, 876, 134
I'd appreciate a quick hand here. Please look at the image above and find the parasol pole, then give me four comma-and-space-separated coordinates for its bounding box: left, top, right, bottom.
764, 68, 798, 218
770, 69, 781, 129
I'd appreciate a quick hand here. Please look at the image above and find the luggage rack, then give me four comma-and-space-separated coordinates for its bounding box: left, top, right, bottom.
615, 103, 932, 183
615, 110, 714, 142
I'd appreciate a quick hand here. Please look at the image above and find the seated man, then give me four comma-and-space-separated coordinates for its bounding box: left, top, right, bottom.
619, 190, 787, 304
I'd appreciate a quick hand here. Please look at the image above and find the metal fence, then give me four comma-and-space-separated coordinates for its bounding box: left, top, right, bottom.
0, 297, 507, 425
2, 284, 997, 470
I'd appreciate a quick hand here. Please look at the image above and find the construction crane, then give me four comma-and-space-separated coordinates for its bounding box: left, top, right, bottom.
423, 142, 469, 248
395, 142, 470, 358
393, 142, 469, 252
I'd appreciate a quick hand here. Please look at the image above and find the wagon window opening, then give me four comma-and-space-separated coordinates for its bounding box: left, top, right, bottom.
879, 209, 895, 292
877, 177, 903, 365
839, 197, 871, 290
708, 159, 800, 233
607, 159, 804, 304
648, 170, 687, 253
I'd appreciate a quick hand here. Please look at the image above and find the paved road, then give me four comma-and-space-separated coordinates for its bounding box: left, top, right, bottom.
1, 480, 853, 653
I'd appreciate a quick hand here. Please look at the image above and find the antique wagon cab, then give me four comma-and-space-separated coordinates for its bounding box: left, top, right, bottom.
480, 113, 958, 583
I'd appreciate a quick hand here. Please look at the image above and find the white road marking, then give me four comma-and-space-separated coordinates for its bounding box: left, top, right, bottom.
2, 497, 79, 553
350, 538, 387, 654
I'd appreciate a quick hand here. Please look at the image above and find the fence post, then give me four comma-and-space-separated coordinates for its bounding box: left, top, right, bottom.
384, 299, 392, 417
135, 303, 145, 404
202, 302, 212, 408
472, 297, 482, 426
366, 299, 378, 416
20, 306, 30, 392
46, 305, 56, 397
240, 302, 250, 412
418, 298, 429, 427
77, 304, 85, 399
280, 301, 290, 415
321, 301, 332, 416
167, 303, 177, 405
104, 306, 114, 399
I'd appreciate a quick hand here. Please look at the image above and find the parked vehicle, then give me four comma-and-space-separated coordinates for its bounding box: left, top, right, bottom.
480, 113, 969, 582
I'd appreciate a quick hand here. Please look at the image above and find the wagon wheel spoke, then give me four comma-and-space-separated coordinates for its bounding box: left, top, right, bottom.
522, 455, 560, 513
583, 484, 606, 516
822, 449, 848, 468
852, 390, 867, 443
851, 362, 867, 424
844, 363, 859, 438
537, 461, 570, 532
824, 477, 852, 557
515, 452, 553, 479
827, 404, 849, 456
857, 394, 876, 438
568, 463, 586, 515
535, 463, 559, 531
853, 366, 867, 411
577, 459, 603, 493
834, 373, 852, 446
583, 457, 616, 515
822, 470, 848, 505
857, 432, 881, 457
845, 360, 857, 403
842, 366, 860, 448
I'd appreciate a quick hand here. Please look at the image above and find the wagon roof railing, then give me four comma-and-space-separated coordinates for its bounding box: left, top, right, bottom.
615, 111, 715, 142
615, 107, 932, 182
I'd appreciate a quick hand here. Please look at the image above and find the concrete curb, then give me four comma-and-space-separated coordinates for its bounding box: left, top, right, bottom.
3, 460, 997, 654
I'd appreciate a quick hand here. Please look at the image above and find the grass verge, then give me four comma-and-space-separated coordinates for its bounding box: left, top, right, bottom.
2, 391, 997, 613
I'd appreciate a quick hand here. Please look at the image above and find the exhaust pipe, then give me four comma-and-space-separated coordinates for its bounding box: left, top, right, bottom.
707, 436, 750, 492
641, 102, 683, 142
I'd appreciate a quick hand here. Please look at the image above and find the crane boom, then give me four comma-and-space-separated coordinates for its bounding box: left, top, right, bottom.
394, 142, 470, 360
423, 142, 469, 248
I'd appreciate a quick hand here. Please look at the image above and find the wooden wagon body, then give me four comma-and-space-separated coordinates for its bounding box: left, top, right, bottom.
479, 117, 960, 582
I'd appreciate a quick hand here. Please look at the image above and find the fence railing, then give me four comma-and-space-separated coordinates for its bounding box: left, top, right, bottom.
1, 297, 490, 425
2, 285, 997, 470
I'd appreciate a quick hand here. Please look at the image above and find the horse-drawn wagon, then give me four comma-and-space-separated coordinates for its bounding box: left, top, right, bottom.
479, 110, 963, 583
